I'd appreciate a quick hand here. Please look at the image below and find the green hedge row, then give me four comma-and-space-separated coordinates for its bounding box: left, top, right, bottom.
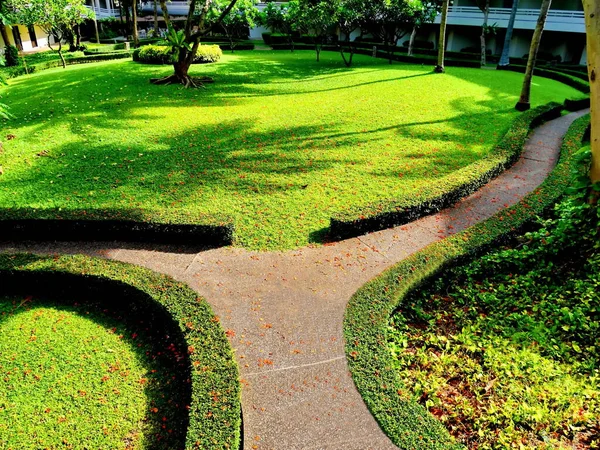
132, 45, 223, 65
344, 113, 590, 450
0, 208, 234, 246
1, 52, 133, 80
329, 102, 564, 240
0, 253, 242, 449
497, 64, 590, 94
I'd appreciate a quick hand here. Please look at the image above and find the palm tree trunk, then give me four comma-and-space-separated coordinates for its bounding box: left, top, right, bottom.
92, 0, 100, 43
583, 0, 599, 183
435, 0, 449, 73
132, 0, 139, 46
515, 0, 552, 111
408, 25, 417, 57
498, 0, 519, 67
480, 0, 490, 67
153, 0, 159, 35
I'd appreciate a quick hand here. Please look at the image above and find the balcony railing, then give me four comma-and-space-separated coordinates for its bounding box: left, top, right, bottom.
439, 6, 585, 32
86, 6, 121, 19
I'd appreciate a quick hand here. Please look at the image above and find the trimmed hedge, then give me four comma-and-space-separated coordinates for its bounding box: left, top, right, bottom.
330, 102, 564, 240
344, 114, 590, 450
133, 45, 222, 65
0, 208, 234, 246
497, 64, 590, 94
2, 52, 133, 80
0, 253, 242, 450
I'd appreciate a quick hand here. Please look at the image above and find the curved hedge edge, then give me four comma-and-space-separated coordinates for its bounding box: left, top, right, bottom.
496, 64, 590, 94
343, 114, 590, 450
329, 102, 563, 241
0, 253, 242, 450
0, 208, 234, 246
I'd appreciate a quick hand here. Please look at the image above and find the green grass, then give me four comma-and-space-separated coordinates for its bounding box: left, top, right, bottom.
0, 294, 189, 449
0, 51, 581, 250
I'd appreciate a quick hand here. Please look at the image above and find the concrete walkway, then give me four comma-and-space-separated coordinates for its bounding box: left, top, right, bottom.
0, 110, 588, 450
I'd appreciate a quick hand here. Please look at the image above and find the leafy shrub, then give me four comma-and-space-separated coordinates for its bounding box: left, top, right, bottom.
134, 45, 174, 64
134, 45, 221, 65
194, 44, 222, 63
401, 39, 434, 49
4, 45, 19, 67
460, 46, 492, 55
262, 32, 272, 44
99, 29, 119, 40
523, 51, 562, 63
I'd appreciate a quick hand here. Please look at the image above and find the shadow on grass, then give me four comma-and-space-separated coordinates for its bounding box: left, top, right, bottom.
0, 52, 575, 248
0, 274, 190, 450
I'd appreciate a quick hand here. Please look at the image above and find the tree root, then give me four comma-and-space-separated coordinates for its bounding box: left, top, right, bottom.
150, 75, 215, 88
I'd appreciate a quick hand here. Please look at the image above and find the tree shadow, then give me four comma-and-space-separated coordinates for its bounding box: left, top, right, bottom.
0, 287, 190, 450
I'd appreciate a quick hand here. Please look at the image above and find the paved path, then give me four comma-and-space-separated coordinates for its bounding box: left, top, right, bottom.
0, 110, 588, 450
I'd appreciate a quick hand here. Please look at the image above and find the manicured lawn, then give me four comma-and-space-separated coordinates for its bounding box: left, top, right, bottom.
0, 294, 189, 449
0, 51, 581, 250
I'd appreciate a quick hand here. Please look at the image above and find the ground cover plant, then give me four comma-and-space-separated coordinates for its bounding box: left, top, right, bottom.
0, 293, 190, 449
0, 51, 581, 250
388, 154, 600, 448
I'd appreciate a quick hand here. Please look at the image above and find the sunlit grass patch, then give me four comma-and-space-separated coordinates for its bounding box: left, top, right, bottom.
0, 52, 581, 249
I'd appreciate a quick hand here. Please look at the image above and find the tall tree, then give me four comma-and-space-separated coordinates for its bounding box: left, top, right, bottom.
476, 0, 491, 66
209, 0, 258, 53
259, 1, 300, 52
498, 0, 519, 67
583, 0, 599, 183
132, 0, 139, 46
152, 0, 239, 87
515, 0, 552, 111
153, 0, 159, 36
298, 0, 337, 62
336, 0, 369, 67
91, 0, 100, 43
407, 0, 440, 56
434, 0, 449, 73
5, 0, 92, 68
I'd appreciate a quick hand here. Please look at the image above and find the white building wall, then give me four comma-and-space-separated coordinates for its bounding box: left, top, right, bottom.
1, 25, 52, 52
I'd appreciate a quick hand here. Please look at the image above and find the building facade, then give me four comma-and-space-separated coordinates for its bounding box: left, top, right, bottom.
0, 25, 53, 53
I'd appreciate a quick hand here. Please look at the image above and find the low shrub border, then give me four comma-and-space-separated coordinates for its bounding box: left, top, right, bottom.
343, 115, 590, 449
0, 253, 242, 450
0, 208, 234, 246
2, 52, 133, 80
497, 64, 590, 94
330, 102, 564, 240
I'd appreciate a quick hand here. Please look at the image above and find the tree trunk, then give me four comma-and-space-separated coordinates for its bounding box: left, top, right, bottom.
92, 0, 101, 43
515, 0, 552, 111
408, 25, 417, 57
480, 0, 489, 67
0, 23, 10, 48
498, 0, 519, 67
132, 0, 139, 46
153, 0, 159, 35
435, 0, 449, 73
57, 39, 66, 69
583, 0, 599, 183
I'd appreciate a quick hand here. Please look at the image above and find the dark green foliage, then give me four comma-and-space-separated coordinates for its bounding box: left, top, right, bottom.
344, 114, 590, 450
0, 208, 234, 246
0, 254, 242, 450
4, 45, 19, 67
401, 39, 434, 49
523, 51, 561, 63
330, 103, 564, 240
134, 45, 222, 65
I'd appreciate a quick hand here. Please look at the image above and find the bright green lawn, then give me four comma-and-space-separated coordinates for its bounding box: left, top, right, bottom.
0, 295, 188, 449
0, 51, 581, 249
